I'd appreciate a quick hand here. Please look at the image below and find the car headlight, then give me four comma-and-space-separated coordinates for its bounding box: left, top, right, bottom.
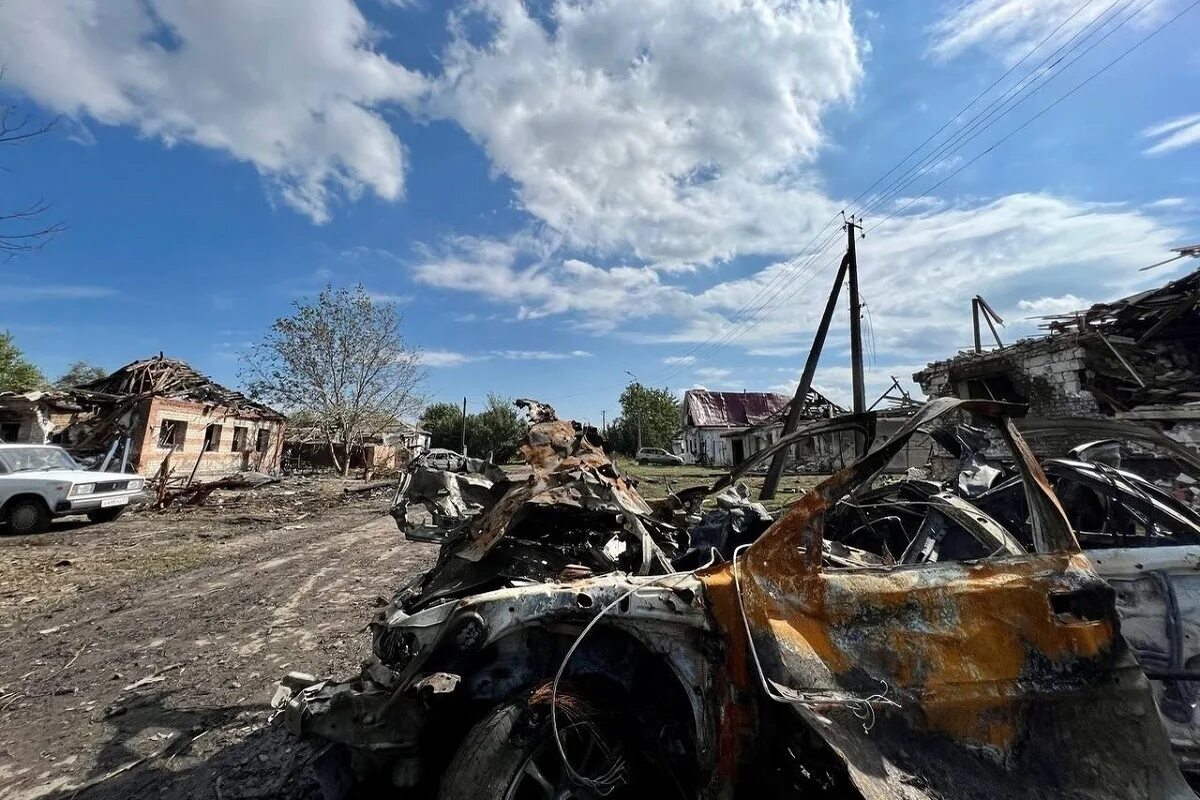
69, 483, 95, 497
127, 479, 144, 491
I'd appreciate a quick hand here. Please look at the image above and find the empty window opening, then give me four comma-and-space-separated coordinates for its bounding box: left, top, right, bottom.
159, 419, 188, 449
231, 426, 249, 451
0, 422, 19, 442
256, 429, 271, 453
204, 424, 223, 452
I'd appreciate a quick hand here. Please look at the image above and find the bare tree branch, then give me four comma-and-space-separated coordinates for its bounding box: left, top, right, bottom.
0, 69, 64, 257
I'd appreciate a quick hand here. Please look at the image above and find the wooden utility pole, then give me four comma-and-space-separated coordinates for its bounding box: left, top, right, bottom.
760, 247, 853, 500
460, 397, 468, 456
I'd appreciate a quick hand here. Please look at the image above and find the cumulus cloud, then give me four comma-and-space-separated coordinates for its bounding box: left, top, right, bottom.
1017, 294, 1091, 317
1142, 113, 1200, 156
0, 0, 427, 222
430, 0, 860, 266
414, 193, 1180, 373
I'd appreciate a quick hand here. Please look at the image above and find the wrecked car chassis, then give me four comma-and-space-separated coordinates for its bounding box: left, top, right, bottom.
282, 398, 1193, 799
286, 575, 719, 794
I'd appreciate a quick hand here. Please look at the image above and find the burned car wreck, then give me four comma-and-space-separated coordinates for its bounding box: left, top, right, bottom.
277, 399, 1192, 799
825, 416, 1200, 776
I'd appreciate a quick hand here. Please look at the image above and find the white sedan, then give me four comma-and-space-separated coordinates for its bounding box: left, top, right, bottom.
0, 444, 146, 535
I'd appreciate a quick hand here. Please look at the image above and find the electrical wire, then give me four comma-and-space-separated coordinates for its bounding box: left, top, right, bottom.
855, 0, 1137, 221
549, 551, 719, 792
536, 0, 1195, 404
866, 0, 1199, 238
857, 0, 1155, 222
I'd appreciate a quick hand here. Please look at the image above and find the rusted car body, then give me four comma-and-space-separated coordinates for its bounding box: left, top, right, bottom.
908, 418, 1200, 775
279, 399, 1191, 798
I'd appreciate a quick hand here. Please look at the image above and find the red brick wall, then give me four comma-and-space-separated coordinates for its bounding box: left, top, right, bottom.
134, 396, 286, 480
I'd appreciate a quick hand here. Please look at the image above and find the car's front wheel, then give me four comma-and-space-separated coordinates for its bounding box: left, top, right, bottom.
87, 507, 126, 524
3, 498, 50, 536
438, 696, 634, 800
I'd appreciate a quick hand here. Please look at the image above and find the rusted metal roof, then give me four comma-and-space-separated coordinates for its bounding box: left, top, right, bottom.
682, 389, 791, 428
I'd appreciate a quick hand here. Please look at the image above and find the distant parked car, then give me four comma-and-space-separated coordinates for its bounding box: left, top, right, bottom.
419, 448, 469, 472
0, 444, 146, 535
636, 446, 685, 466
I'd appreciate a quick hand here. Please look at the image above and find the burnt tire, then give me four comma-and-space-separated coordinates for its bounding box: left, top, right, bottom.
87, 507, 126, 524
438, 697, 635, 800
3, 498, 50, 536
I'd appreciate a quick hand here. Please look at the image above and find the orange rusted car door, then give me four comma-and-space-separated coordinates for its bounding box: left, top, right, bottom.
719, 400, 1191, 799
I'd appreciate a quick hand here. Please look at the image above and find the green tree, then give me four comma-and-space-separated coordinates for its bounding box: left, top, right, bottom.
608, 382, 680, 455
421, 402, 466, 451
55, 360, 107, 388
420, 396, 525, 463
241, 285, 425, 475
467, 394, 524, 463
0, 331, 45, 392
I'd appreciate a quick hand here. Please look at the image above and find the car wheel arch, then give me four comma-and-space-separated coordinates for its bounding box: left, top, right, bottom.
423, 622, 715, 789
1, 493, 51, 517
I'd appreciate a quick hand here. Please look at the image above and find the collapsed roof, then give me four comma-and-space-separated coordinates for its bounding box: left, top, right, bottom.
916, 266, 1200, 415
76, 355, 284, 420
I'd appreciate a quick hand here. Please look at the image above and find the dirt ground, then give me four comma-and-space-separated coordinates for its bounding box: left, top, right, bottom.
0, 477, 438, 800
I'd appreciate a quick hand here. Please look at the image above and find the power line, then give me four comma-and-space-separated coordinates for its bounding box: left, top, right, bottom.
867, 0, 1199, 237
538, 0, 1196, 404
856, 0, 1152, 222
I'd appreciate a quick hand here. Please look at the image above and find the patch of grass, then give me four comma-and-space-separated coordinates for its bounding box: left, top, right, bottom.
614, 456, 826, 514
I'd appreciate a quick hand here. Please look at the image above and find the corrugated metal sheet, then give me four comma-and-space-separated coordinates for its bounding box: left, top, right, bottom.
683, 390, 790, 427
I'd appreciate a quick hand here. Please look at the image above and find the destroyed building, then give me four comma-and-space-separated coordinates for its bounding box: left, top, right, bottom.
915, 266, 1200, 472
679, 387, 845, 466
0, 355, 286, 478
283, 419, 430, 472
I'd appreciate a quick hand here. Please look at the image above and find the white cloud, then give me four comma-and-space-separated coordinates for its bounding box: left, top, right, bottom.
417, 347, 592, 367
490, 350, 593, 360
430, 0, 860, 266
1142, 113, 1200, 156
420, 349, 477, 367
414, 193, 1180, 373
927, 0, 1172, 64
662, 355, 696, 366
1017, 293, 1090, 317
367, 292, 415, 304
0, 0, 427, 223
413, 235, 711, 333
694, 366, 733, 381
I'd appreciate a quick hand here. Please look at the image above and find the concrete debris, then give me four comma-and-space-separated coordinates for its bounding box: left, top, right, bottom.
280, 398, 1195, 799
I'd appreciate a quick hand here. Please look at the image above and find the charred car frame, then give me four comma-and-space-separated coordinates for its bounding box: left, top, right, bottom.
278, 399, 1193, 799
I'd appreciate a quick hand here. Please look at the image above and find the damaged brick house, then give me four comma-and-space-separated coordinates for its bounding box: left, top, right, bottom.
914, 265, 1200, 475
283, 419, 431, 472
0, 355, 286, 478
679, 387, 846, 466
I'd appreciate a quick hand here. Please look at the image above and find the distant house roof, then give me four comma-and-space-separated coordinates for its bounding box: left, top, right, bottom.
77, 355, 284, 420
682, 390, 791, 428
682, 388, 847, 429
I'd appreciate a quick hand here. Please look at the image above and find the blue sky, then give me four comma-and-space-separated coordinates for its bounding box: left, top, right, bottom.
1, 0, 1197, 426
